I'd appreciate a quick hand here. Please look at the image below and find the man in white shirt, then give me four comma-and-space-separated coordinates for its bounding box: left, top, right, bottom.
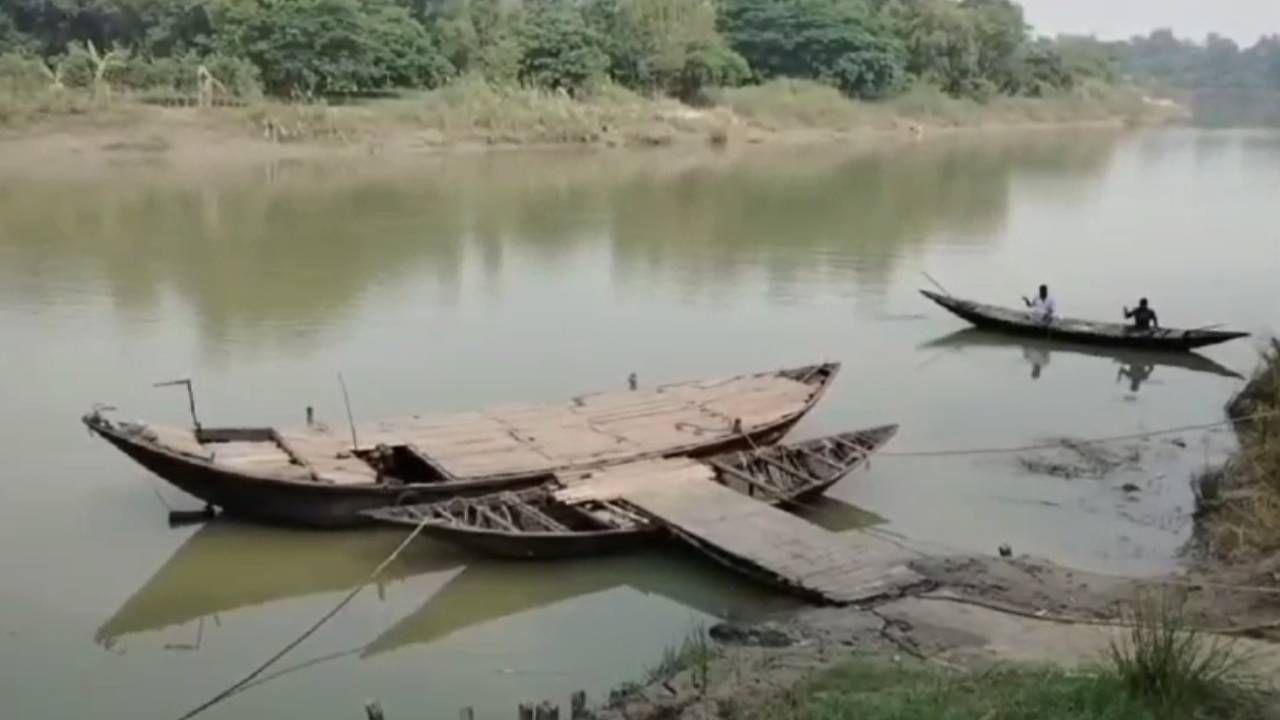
1022, 284, 1056, 324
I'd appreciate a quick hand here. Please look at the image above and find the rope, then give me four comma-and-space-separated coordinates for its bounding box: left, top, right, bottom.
915, 593, 1280, 637
878, 410, 1278, 459
174, 518, 435, 720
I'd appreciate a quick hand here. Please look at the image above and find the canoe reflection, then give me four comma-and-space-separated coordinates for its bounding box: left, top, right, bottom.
923, 329, 1241, 390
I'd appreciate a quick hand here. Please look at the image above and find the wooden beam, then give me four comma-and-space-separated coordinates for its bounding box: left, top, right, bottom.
796, 447, 846, 471
756, 455, 826, 487
477, 506, 517, 532
507, 496, 569, 533
706, 459, 784, 500
832, 437, 872, 457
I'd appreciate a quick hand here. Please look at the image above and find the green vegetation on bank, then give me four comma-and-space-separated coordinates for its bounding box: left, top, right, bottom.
1056, 30, 1280, 93
1203, 343, 1280, 557
752, 601, 1261, 720
0, 0, 1113, 111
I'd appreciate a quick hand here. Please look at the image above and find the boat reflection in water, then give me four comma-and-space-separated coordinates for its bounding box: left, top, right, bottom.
362, 495, 881, 657
99, 497, 882, 657
922, 329, 1242, 391
96, 521, 468, 648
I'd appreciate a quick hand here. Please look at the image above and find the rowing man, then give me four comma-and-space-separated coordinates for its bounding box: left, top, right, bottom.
1123, 298, 1159, 332
1022, 284, 1056, 324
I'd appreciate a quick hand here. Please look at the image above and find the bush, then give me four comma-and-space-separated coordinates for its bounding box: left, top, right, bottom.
1109, 592, 1257, 717
0, 53, 51, 94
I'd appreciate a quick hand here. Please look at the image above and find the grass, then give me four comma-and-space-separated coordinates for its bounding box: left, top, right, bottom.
1109, 592, 1259, 717
737, 592, 1264, 720
645, 623, 716, 691
1202, 343, 1280, 556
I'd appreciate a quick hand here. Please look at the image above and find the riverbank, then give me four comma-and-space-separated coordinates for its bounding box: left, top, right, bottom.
1199, 344, 1280, 559
0, 79, 1179, 174
592, 554, 1280, 720
586, 349, 1280, 720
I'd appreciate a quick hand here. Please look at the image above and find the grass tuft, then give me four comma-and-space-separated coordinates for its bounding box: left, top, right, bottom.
646, 623, 716, 691
1108, 591, 1259, 718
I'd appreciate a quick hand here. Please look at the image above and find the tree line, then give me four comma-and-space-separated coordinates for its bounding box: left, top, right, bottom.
1055, 30, 1280, 92
0, 0, 1110, 102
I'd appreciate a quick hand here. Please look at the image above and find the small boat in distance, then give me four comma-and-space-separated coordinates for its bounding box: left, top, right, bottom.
920, 290, 1249, 351
363, 426, 898, 560
83, 363, 839, 528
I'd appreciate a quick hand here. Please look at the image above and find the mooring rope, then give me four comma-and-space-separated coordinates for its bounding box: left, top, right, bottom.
877, 410, 1278, 458
915, 592, 1280, 637
174, 516, 435, 720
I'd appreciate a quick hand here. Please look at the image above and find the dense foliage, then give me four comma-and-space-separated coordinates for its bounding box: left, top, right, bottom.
0, 0, 1139, 101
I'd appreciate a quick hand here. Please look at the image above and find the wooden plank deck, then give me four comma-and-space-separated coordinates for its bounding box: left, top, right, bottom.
556, 460, 921, 605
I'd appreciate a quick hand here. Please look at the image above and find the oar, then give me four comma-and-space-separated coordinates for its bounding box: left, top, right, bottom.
1190, 323, 1226, 332
922, 272, 952, 297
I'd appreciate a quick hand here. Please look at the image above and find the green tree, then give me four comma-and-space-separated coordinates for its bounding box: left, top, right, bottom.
960, 0, 1025, 91
586, 0, 745, 99
721, 0, 906, 99
516, 0, 608, 93
214, 0, 449, 95
884, 0, 984, 96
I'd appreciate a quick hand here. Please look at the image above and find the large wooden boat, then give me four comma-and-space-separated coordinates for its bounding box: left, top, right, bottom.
363, 426, 898, 560
920, 290, 1249, 351
83, 363, 839, 528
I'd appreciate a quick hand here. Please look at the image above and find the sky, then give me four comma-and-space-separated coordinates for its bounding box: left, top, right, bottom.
1018, 0, 1280, 45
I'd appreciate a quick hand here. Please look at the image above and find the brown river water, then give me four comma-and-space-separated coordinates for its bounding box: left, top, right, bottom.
0, 128, 1277, 718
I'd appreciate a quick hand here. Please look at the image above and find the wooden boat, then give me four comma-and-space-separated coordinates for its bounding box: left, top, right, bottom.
921, 329, 1244, 380
83, 363, 839, 528
920, 290, 1249, 351
363, 426, 898, 560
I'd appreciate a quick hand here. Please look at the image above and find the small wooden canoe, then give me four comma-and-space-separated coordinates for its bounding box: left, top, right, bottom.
83, 363, 839, 528
363, 426, 898, 559
921, 290, 1249, 351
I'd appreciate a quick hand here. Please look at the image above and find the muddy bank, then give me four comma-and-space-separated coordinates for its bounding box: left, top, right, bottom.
0, 99, 1145, 181
596, 554, 1280, 720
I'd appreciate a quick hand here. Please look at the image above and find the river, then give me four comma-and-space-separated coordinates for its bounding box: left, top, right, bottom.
0, 128, 1277, 718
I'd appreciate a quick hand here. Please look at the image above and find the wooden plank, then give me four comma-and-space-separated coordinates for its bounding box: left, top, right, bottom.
705, 459, 784, 500
507, 496, 569, 533
561, 463, 919, 605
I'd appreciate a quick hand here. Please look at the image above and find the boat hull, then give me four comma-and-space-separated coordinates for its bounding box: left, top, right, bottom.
921, 290, 1249, 351
87, 411, 804, 529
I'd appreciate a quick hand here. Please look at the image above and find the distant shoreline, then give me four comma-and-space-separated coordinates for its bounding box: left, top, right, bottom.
0, 82, 1183, 177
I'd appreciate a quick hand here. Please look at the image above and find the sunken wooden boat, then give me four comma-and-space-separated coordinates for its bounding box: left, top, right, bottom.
83, 363, 839, 528
920, 290, 1249, 351
362, 426, 898, 559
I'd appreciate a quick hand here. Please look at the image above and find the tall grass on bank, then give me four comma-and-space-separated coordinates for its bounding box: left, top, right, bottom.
714, 78, 1154, 132
1109, 592, 1258, 717
1203, 343, 1280, 556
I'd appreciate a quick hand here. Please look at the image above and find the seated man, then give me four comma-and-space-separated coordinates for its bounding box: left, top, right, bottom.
1022, 284, 1056, 324
1123, 298, 1159, 331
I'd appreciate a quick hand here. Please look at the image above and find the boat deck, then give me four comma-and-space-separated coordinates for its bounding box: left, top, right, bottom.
187, 371, 821, 486
555, 459, 921, 604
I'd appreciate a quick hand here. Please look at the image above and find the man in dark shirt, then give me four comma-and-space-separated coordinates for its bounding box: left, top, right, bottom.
1124, 298, 1159, 331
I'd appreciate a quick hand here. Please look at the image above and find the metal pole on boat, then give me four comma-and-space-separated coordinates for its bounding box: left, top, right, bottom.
338, 372, 359, 450
154, 378, 201, 430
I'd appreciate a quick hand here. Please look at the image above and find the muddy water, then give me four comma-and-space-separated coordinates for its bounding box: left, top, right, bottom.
0, 129, 1277, 718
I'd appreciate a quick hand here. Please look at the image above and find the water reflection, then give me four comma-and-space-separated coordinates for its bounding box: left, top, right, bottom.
95, 522, 467, 647
0, 134, 1122, 355
922, 329, 1242, 390
362, 548, 800, 658
99, 495, 877, 655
